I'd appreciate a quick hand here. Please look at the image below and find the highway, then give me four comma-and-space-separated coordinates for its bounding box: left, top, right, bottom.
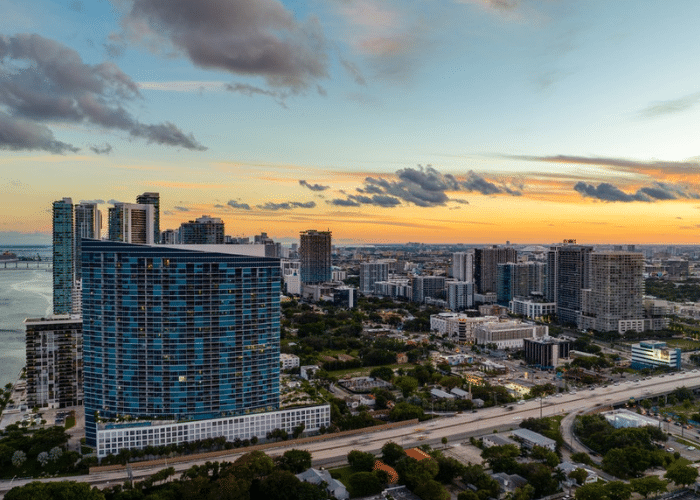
2, 370, 700, 497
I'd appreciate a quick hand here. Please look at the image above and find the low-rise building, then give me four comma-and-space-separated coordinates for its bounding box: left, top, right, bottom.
474, 320, 548, 349
483, 434, 518, 448
523, 336, 570, 369
630, 341, 681, 370
509, 297, 556, 319
297, 468, 349, 500
510, 428, 556, 451
280, 353, 300, 370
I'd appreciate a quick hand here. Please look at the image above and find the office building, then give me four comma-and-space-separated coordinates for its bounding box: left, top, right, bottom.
446, 281, 474, 311
136, 192, 160, 244
496, 262, 545, 305
473, 320, 547, 349
299, 230, 331, 284
548, 244, 592, 325
430, 313, 495, 343
474, 246, 517, 294
630, 341, 681, 370
411, 275, 445, 303
180, 215, 225, 244
523, 337, 570, 369
360, 261, 390, 294
108, 203, 155, 244
81, 240, 329, 456
579, 252, 644, 333
25, 315, 83, 409
53, 198, 74, 315
452, 252, 474, 282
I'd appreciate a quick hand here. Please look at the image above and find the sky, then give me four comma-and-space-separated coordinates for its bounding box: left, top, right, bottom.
1, 0, 700, 245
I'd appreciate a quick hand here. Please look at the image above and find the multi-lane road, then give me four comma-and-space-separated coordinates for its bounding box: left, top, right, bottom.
3, 371, 700, 497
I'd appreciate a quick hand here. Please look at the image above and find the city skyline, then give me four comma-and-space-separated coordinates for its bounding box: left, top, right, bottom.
2, 1, 700, 244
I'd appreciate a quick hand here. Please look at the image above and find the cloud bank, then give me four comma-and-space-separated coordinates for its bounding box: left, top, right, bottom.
117, 0, 328, 92
0, 33, 205, 153
574, 181, 700, 202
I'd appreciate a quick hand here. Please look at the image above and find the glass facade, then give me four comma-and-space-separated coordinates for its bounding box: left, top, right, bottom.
53, 198, 74, 315
81, 240, 280, 446
299, 230, 331, 284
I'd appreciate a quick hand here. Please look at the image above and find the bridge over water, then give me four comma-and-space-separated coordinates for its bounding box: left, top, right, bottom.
0, 260, 52, 270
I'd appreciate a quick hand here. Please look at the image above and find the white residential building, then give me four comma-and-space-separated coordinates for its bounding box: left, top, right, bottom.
280, 353, 300, 370
474, 320, 548, 349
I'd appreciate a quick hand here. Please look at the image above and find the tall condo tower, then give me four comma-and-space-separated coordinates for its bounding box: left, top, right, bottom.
108, 203, 155, 244
452, 252, 474, 282
136, 192, 160, 244
180, 215, 225, 244
52, 198, 74, 315
548, 244, 593, 325
299, 229, 332, 284
81, 240, 328, 457
474, 246, 517, 294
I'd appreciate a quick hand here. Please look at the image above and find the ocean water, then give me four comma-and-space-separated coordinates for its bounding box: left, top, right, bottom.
0, 245, 53, 388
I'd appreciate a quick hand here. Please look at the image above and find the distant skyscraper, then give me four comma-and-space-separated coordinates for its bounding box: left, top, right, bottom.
53, 198, 74, 315
180, 215, 225, 244
299, 230, 331, 284
411, 276, 446, 303
549, 245, 592, 325
81, 240, 329, 458
496, 262, 545, 305
136, 192, 160, 243
579, 252, 644, 332
360, 261, 390, 294
452, 252, 474, 282
447, 281, 474, 311
108, 203, 155, 244
474, 246, 517, 294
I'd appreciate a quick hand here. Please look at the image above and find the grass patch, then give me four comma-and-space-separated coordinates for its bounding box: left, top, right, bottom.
329, 465, 355, 488
64, 413, 75, 430
664, 339, 700, 350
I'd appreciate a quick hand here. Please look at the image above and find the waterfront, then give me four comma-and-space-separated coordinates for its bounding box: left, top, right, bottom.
0, 245, 52, 389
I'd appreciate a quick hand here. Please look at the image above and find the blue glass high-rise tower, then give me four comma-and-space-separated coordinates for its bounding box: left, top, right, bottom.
53, 197, 74, 315
81, 240, 281, 448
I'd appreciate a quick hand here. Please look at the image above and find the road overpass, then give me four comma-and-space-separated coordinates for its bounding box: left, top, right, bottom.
3, 370, 700, 497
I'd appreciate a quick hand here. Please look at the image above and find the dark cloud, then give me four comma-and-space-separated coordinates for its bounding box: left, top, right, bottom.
327, 198, 361, 207
118, 0, 328, 92
163, 210, 173, 215
0, 112, 79, 153
89, 143, 113, 155
299, 179, 329, 191
574, 181, 700, 202
227, 200, 251, 210
316, 85, 327, 97
257, 201, 316, 210
213, 204, 225, 209
452, 199, 469, 204
331, 165, 519, 209
340, 57, 366, 85
638, 92, 700, 119
173, 206, 189, 211
80, 199, 105, 204
0, 33, 205, 153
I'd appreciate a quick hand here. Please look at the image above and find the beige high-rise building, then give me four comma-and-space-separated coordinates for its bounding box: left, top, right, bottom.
579, 252, 644, 333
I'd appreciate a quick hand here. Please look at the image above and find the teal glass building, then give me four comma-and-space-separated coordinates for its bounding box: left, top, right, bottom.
81, 240, 281, 447
52, 198, 74, 315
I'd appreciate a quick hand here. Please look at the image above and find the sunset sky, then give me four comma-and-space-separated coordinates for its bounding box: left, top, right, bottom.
2, 0, 700, 245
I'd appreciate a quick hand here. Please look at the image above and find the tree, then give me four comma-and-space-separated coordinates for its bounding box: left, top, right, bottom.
415, 479, 450, 500
11, 450, 26, 468
481, 444, 520, 473
37, 451, 50, 467
5, 481, 105, 500
605, 481, 632, 500
511, 484, 535, 500
575, 482, 606, 500
389, 402, 425, 422
434, 455, 466, 484
276, 449, 312, 473
394, 376, 419, 397
370, 366, 395, 382
568, 468, 588, 486
381, 441, 406, 466
665, 463, 698, 487
348, 471, 383, 497
458, 491, 480, 500
631, 476, 668, 498
441, 437, 448, 449
395, 456, 439, 490
348, 450, 375, 472
570, 452, 593, 466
